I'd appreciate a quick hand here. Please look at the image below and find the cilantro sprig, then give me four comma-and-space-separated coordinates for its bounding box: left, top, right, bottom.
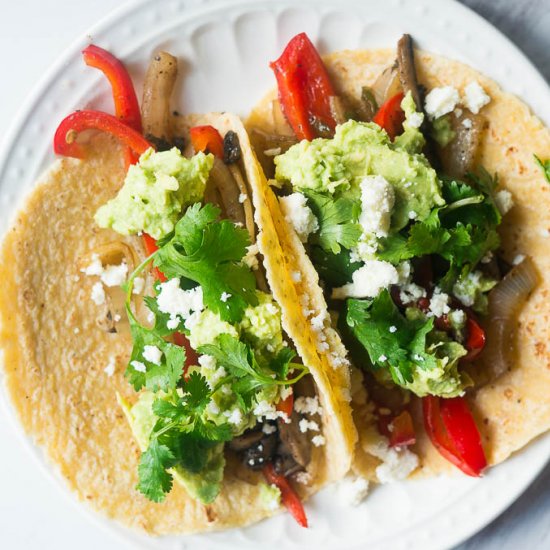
136, 372, 232, 502
344, 290, 438, 386
377, 174, 501, 279
198, 334, 308, 410
153, 203, 258, 323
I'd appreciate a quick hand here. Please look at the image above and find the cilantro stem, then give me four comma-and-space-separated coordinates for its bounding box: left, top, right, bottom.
443, 195, 484, 212
123, 251, 158, 326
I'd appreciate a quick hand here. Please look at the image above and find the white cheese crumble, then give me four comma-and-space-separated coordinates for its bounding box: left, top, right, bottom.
389, 325, 397, 333
378, 354, 388, 362
238, 193, 248, 203
243, 243, 259, 270
225, 408, 243, 426
428, 288, 451, 318
253, 400, 279, 421
366, 437, 419, 483
408, 111, 424, 129
399, 283, 427, 305
133, 276, 145, 294
291, 271, 302, 283
337, 476, 370, 506
279, 192, 319, 242
299, 419, 319, 433
311, 435, 326, 447
100, 262, 128, 287
358, 175, 395, 238
424, 86, 460, 119
294, 396, 323, 416
104, 356, 116, 377
157, 279, 204, 327
91, 282, 106, 305
81, 254, 103, 276
452, 270, 483, 307
262, 423, 277, 434
462, 118, 473, 129
131, 360, 147, 373
143, 345, 162, 365
494, 189, 514, 215
295, 471, 312, 485
332, 261, 399, 299
220, 292, 232, 302
512, 253, 526, 265
463, 81, 491, 114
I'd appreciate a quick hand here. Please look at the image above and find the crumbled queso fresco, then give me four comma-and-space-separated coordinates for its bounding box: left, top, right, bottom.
332, 260, 399, 299
279, 192, 319, 242
424, 81, 491, 119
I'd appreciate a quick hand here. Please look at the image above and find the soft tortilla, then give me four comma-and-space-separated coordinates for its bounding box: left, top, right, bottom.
0, 113, 352, 534
247, 49, 550, 477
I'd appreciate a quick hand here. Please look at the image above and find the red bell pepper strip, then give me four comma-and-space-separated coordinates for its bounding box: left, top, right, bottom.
54, 110, 151, 159
373, 92, 406, 140
276, 389, 294, 419
189, 125, 224, 158
82, 44, 142, 166
263, 463, 308, 528
173, 331, 200, 377
141, 232, 167, 283
423, 395, 487, 477
82, 45, 142, 132
463, 316, 486, 361
389, 410, 416, 447
270, 32, 336, 141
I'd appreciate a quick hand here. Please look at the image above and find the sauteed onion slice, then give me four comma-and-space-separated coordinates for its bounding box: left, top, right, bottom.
481, 257, 538, 379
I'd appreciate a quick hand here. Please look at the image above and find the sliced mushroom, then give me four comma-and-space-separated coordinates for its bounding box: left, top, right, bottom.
209, 158, 246, 227
277, 411, 312, 468
228, 428, 264, 452
396, 34, 423, 115
439, 109, 485, 178
396, 33, 440, 168
141, 52, 178, 143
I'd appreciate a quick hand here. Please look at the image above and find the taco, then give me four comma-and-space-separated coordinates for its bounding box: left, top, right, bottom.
247, 32, 549, 484
0, 46, 357, 534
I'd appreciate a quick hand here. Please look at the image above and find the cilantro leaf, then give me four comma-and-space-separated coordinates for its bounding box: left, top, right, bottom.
534, 155, 550, 183
304, 190, 362, 254
125, 312, 185, 393
344, 290, 437, 386
154, 203, 258, 323
136, 439, 176, 502
183, 371, 211, 412
310, 245, 362, 288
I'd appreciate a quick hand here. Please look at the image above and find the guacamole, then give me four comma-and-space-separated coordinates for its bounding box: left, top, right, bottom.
274, 119, 444, 230
95, 148, 213, 239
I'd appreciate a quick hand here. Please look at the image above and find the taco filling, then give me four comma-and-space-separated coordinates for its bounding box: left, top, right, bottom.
248, 32, 540, 478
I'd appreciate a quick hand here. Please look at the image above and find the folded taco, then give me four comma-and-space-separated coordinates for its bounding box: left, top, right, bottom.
247, 32, 550, 485
0, 47, 357, 534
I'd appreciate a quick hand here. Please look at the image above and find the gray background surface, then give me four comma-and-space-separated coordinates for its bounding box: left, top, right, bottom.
457, 0, 550, 548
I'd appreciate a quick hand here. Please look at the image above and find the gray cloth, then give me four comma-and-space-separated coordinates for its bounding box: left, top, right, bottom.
456, 1, 550, 548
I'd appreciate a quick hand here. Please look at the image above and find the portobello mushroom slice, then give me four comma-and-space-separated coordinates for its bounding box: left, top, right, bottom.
277, 411, 312, 469
439, 109, 486, 178
396, 34, 440, 168
142, 52, 178, 145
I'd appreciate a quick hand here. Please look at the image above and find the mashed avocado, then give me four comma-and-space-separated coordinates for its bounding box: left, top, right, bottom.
274, 119, 444, 230
117, 392, 225, 504
95, 148, 213, 239
452, 270, 498, 315
403, 340, 469, 398
239, 292, 285, 355
430, 115, 455, 147
187, 309, 239, 349
393, 92, 425, 154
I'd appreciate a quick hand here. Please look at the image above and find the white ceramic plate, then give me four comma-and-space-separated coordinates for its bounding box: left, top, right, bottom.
1, 0, 549, 549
